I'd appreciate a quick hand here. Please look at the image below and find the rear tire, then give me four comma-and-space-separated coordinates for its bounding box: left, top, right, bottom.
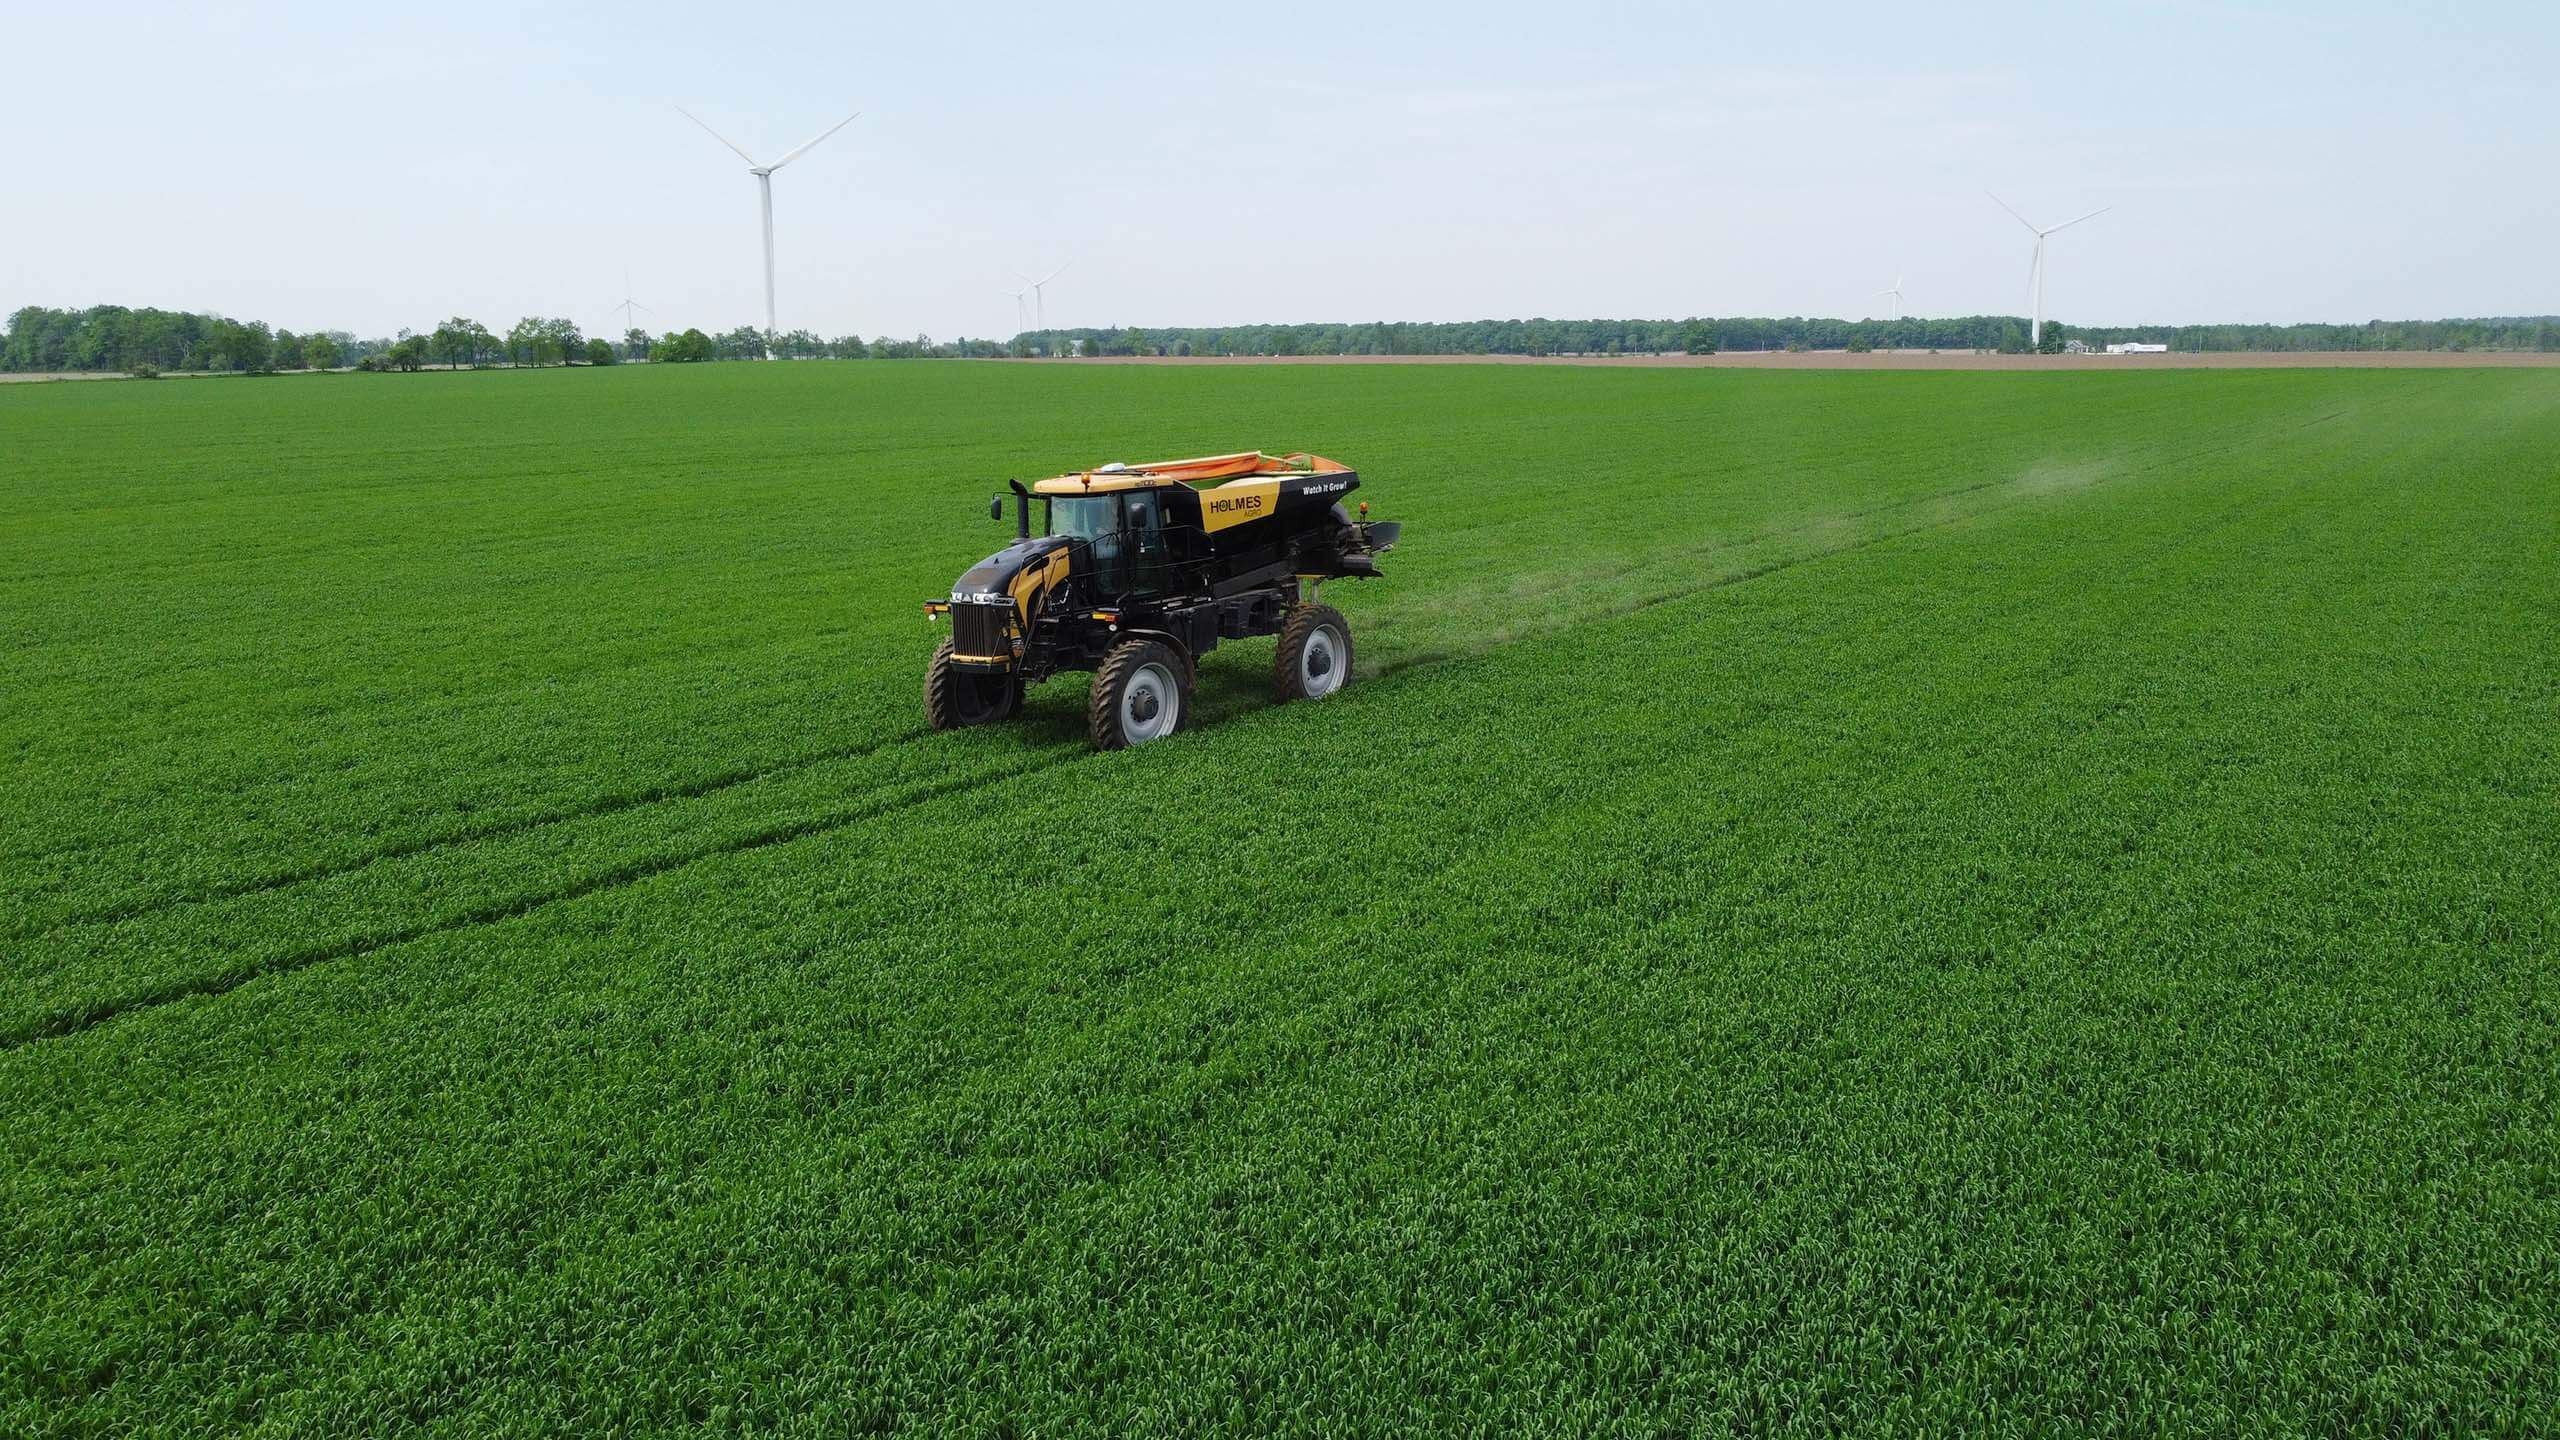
1090, 638, 1190, 749
925, 637, 1020, 730
1273, 604, 1352, 703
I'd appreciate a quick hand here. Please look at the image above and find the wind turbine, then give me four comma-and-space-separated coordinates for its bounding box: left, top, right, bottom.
1871, 274, 1904, 321
1988, 192, 2109, 348
1003, 282, 1032, 334
1014, 261, 1072, 331
677, 103, 861, 357
608, 270, 653, 354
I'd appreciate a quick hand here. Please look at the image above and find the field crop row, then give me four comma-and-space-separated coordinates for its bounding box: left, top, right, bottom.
7, 364, 2282, 940
4, 363, 2556, 1433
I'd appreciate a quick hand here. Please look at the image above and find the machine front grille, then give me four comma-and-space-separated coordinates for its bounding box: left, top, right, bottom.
951, 601, 1010, 658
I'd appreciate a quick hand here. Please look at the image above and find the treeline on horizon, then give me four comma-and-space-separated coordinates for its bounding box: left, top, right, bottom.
7, 302, 2556, 374
0, 306, 1009, 374
1025, 314, 2560, 358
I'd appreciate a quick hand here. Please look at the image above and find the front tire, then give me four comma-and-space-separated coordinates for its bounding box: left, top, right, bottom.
1273, 603, 1352, 702
1089, 638, 1190, 749
925, 637, 1021, 730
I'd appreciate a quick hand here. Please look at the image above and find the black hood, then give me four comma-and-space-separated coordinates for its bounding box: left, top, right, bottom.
951, 534, 1070, 601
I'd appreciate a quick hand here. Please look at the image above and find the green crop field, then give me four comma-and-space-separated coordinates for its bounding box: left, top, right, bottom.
5, 361, 2556, 1434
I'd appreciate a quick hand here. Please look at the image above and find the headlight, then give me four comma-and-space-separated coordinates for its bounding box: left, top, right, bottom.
951, 591, 1010, 606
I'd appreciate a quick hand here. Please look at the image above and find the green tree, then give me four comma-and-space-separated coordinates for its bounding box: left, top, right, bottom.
505, 317, 542, 367
584, 338, 616, 365
541, 318, 582, 365
431, 317, 484, 370
650, 328, 714, 363
306, 334, 342, 371
200, 318, 276, 373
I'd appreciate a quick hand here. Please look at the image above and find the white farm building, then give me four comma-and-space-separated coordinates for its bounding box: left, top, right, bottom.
2105, 342, 2169, 354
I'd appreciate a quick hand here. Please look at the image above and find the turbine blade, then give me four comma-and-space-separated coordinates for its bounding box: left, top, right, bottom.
1034, 259, 1074, 285
2045, 205, 2111, 235
767, 110, 861, 171
1986, 190, 2039, 233
676, 104, 763, 166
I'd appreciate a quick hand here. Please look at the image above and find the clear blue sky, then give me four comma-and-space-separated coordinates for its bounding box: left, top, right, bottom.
4, 1, 2551, 340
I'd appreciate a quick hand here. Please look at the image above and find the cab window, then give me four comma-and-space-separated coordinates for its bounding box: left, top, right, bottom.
1047, 495, 1118, 540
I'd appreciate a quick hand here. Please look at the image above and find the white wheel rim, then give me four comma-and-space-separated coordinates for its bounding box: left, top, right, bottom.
1300, 626, 1344, 698
1120, 662, 1180, 742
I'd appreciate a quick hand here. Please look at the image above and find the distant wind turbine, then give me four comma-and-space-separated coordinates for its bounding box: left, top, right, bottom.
1003, 282, 1032, 334
1871, 274, 1904, 322
1014, 261, 1072, 331
677, 103, 862, 357
1988, 192, 2109, 348
608, 270, 653, 351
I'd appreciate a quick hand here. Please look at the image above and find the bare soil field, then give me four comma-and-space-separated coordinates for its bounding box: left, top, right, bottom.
1070, 349, 2560, 370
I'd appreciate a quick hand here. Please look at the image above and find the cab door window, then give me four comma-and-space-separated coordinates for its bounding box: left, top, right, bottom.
1089, 498, 1130, 594
1125, 490, 1170, 593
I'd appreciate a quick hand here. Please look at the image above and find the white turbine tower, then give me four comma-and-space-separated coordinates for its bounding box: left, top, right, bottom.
1988, 192, 2109, 348
677, 103, 861, 357
1014, 262, 1072, 331
1871, 274, 1904, 321
1003, 282, 1032, 335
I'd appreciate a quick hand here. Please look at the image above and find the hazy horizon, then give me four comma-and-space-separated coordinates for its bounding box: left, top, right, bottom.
5, 2, 2552, 341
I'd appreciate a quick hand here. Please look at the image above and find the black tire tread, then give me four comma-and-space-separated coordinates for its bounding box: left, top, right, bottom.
1090, 638, 1188, 750
924, 637, 965, 730
1272, 603, 1353, 703
925, 637, 1018, 730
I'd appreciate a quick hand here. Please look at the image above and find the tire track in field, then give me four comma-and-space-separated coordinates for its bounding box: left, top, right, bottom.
33, 727, 947, 937
0, 755, 1075, 1050
5, 457, 2187, 1052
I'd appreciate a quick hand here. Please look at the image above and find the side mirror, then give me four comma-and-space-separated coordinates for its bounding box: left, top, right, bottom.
989, 495, 1003, 521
